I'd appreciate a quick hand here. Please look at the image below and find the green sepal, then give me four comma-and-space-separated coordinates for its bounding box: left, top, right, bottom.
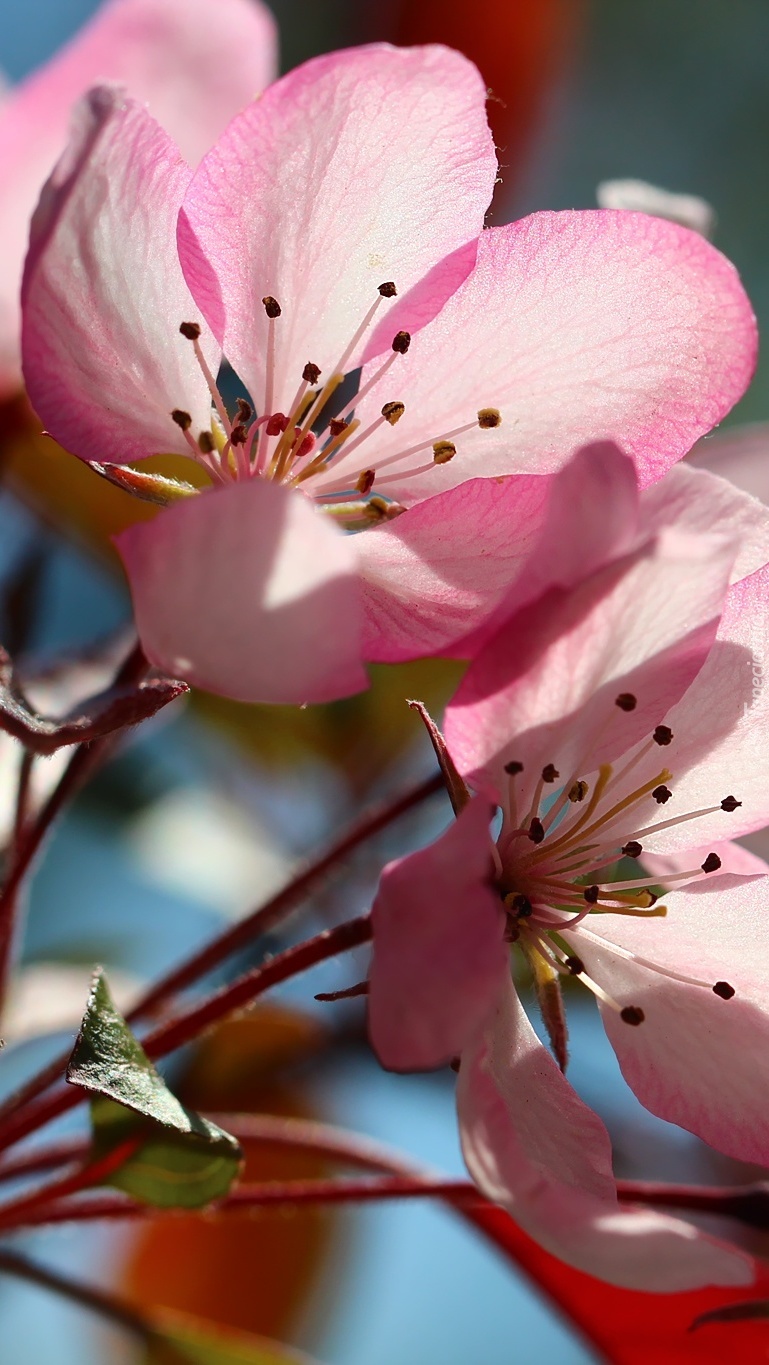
67, 969, 241, 1208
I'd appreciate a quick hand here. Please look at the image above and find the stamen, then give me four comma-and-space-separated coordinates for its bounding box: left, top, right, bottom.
652, 785, 673, 804
620, 1006, 645, 1026
504, 761, 524, 775
433, 440, 456, 464
577, 925, 736, 997
569, 781, 588, 802
528, 818, 545, 844
721, 795, 742, 812
179, 322, 230, 436
615, 693, 637, 711
171, 408, 192, 430
542, 764, 560, 783
653, 725, 673, 745
477, 407, 501, 428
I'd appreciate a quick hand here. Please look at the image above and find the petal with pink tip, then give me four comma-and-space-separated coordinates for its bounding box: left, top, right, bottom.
571, 876, 769, 1165
22, 88, 219, 464
457, 978, 751, 1289
368, 797, 507, 1071
445, 527, 736, 809
178, 44, 495, 415
320, 212, 756, 502
116, 480, 366, 705
358, 443, 641, 664
0, 0, 277, 398
640, 461, 769, 585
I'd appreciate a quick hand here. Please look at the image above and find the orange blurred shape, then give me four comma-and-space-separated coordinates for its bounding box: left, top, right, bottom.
121, 1007, 336, 1343
394, 0, 582, 196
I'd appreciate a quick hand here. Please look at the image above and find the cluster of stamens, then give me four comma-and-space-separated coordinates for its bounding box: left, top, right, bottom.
495, 690, 740, 1062
166, 283, 501, 528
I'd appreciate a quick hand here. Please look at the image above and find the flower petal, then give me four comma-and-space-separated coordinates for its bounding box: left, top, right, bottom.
458, 978, 751, 1290
368, 796, 507, 1071
640, 460, 769, 585
641, 840, 769, 884
358, 442, 640, 664
690, 422, 769, 506
571, 877, 769, 1164
445, 527, 737, 807
22, 87, 219, 464
177, 43, 495, 413
0, 0, 277, 397
116, 481, 366, 705
320, 211, 756, 502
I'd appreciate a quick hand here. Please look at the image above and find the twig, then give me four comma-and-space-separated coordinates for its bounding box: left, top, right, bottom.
0, 1247, 155, 1343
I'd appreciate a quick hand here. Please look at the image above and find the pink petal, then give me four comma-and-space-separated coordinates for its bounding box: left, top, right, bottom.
368, 797, 507, 1071
320, 212, 756, 502
0, 0, 277, 398
177, 44, 495, 415
457, 978, 751, 1290
116, 480, 366, 705
641, 460, 769, 585
571, 876, 769, 1164
22, 87, 219, 464
642, 840, 769, 884
445, 527, 736, 808
358, 442, 640, 664
690, 422, 769, 506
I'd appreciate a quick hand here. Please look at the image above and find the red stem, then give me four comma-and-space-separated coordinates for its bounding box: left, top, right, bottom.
0, 1138, 139, 1232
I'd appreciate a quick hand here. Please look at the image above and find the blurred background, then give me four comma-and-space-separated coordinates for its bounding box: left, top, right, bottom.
1, 1, 769, 1362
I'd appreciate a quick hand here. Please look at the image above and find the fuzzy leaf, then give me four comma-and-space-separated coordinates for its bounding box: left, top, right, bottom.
67, 970, 241, 1208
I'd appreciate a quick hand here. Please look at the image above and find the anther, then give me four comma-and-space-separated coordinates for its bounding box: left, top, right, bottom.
542, 764, 560, 783
505, 760, 524, 775
510, 894, 533, 918
198, 431, 215, 454
381, 401, 405, 425
262, 296, 281, 318
236, 398, 252, 422
179, 322, 201, 340
615, 693, 637, 712
721, 795, 742, 812
433, 440, 456, 464
266, 414, 288, 436
477, 407, 501, 428
620, 1006, 645, 1026
583, 885, 600, 904
653, 725, 673, 746
569, 780, 588, 803
303, 362, 321, 384
171, 409, 192, 430
701, 852, 722, 874
356, 469, 376, 496
622, 841, 643, 858
378, 281, 398, 297
230, 423, 247, 446
528, 818, 545, 844
713, 981, 735, 1000
565, 956, 584, 975
652, 785, 673, 804
391, 331, 411, 354
329, 418, 349, 437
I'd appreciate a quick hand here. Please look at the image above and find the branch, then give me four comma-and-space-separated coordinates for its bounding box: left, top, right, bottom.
0, 1246, 155, 1343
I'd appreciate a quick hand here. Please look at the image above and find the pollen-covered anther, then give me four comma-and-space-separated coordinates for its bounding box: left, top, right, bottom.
569, 780, 588, 803
381, 401, 405, 426
198, 431, 215, 454
615, 693, 637, 712
620, 1005, 645, 1026
721, 795, 742, 812
565, 956, 584, 975
505, 760, 524, 775
171, 409, 192, 430
622, 840, 643, 857
230, 423, 247, 446
266, 413, 288, 437
636, 890, 658, 908
391, 330, 411, 354
507, 893, 533, 919
653, 725, 673, 746
653, 785, 673, 804
713, 980, 736, 1000
378, 281, 397, 297
179, 321, 201, 340
542, 764, 560, 783
354, 469, 375, 496
262, 295, 281, 318
329, 418, 349, 437
303, 362, 321, 384
477, 407, 501, 429
528, 817, 545, 844
235, 398, 252, 423
583, 885, 600, 904
701, 852, 722, 874
433, 440, 456, 465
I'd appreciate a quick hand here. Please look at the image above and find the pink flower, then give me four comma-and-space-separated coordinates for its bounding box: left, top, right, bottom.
0, 0, 277, 402
367, 463, 769, 1288
22, 45, 757, 704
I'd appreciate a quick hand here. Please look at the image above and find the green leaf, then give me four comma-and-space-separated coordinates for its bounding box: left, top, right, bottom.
691, 1299, 769, 1330
67, 969, 241, 1208
145, 1310, 321, 1365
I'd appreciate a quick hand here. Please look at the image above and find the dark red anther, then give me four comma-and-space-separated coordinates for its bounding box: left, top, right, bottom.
622, 841, 643, 858
266, 413, 288, 436
262, 295, 281, 318
653, 725, 673, 746
230, 423, 247, 446
652, 785, 672, 804
615, 693, 637, 712
583, 885, 600, 904
541, 763, 559, 783
303, 362, 321, 384
378, 281, 397, 297
329, 418, 349, 437
701, 852, 722, 874
171, 408, 192, 430
296, 433, 316, 459
504, 760, 524, 775
236, 398, 252, 422
620, 1006, 645, 1026
565, 956, 584, 975
721, 795, 742, 812
528, 818, 545, 844
391, 330, 411, 354
510, 894, 533, 919
179, 321, 201, 340
713, 981, 735, 1000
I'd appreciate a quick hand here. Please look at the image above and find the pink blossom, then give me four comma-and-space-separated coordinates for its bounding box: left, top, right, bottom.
0, 0, 277, 401
22, 46, 757, 703
367, 471, 769, 1288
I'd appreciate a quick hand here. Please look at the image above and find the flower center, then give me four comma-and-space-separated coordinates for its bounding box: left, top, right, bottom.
494, 690, 740, 1065
168, 285, 500, 527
